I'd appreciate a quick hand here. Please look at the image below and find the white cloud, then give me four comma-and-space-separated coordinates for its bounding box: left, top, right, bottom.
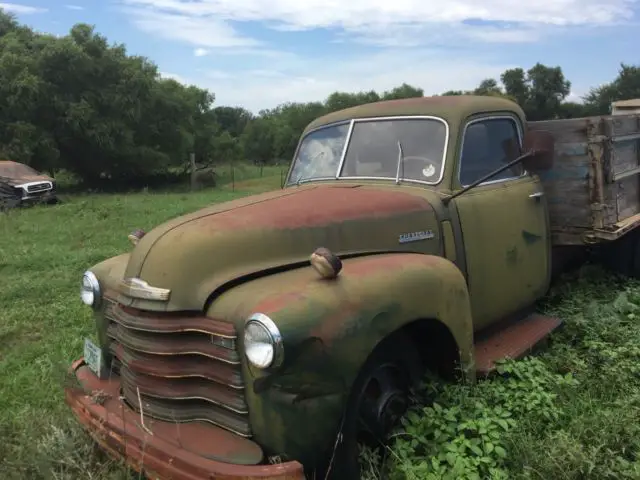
200, 49, 515, 113
0, 2, 47, 14
117, 0, 637, 111
123, 8, 259, 48
65, 4, 84, 10
566, 91, 587, 103
120, 0, 637, 48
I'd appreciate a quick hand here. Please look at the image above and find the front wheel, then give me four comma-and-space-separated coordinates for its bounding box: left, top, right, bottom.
326, 334, 423, 480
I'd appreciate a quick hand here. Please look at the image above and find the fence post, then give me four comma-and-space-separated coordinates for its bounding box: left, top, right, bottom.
231, 161, 235, 191
189, 153, 196, 191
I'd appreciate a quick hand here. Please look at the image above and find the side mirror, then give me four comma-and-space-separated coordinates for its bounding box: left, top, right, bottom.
522, 130, 554, 172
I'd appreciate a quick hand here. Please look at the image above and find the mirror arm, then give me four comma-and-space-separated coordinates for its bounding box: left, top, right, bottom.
443, 150, 534, 205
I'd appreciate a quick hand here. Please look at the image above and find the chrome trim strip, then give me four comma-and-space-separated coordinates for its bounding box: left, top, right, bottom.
245, 312, 284, 368
14, 180, 53, 190
335, 119, 355, 178
119, 277, 171, 301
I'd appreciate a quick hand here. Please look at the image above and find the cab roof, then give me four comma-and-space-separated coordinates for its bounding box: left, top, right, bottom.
303, 95, 525, 134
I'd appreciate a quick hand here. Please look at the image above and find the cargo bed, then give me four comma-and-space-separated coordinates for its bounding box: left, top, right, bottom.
528, 114, 640, 245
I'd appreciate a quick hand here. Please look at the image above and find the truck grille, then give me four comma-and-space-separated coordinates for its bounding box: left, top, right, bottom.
26, 182, 52, 193
103, 298, 251, 437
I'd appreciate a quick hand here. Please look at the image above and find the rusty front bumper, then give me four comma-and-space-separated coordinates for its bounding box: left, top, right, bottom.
65, 358, 305, 480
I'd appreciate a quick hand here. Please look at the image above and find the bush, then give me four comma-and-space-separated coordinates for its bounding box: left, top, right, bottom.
361, 268, 640, 480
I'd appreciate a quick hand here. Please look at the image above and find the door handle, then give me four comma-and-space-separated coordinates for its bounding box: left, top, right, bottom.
529, 191, 544, 199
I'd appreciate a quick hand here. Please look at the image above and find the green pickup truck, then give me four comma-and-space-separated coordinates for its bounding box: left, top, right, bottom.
64, 95, 640, 480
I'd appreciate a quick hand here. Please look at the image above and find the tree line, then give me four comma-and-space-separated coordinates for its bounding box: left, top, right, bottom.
1, 10, 639, 187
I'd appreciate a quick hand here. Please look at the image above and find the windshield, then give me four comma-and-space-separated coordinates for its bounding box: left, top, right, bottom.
287, 117, 447, 185
288, 122, 350, 183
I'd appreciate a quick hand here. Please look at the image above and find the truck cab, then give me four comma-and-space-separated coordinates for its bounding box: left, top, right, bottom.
65, 96, 579, 480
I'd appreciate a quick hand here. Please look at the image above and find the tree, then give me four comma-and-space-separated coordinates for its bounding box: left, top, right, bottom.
240, 116, 278, 164
583, 63, 640, 115
499, 63, 571, 120
214, 106, 253, 137
1, 8, 638, 189
0, 14, 222, 185
500, 68, 528, 106
381, 83, 423, 100
474, 78, 502, 96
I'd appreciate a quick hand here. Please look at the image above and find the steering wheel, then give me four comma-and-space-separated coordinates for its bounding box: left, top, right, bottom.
401, 156, 440, 181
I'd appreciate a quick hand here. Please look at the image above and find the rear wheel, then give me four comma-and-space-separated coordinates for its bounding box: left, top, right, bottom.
325, 334, 423, 480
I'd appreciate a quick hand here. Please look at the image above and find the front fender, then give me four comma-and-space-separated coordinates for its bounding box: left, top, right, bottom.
206, 253, 474, 466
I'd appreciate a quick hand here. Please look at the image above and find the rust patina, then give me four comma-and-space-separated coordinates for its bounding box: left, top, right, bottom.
67, 359, 304, 479
66, 95, 559, 479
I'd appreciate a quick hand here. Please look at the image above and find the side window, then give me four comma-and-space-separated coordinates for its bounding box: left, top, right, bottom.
459, 117, 523, 186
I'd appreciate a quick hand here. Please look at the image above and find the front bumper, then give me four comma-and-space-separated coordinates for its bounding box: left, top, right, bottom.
20, 190, 56, 204
64, 358, 305, 480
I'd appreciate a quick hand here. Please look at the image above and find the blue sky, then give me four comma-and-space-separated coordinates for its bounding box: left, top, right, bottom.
1, 0, 637, 113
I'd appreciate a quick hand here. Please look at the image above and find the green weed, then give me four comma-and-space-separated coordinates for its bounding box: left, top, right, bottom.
1, 189, 639, 479
364, 269, 640, 480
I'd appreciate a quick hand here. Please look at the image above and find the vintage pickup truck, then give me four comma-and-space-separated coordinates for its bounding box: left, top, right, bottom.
64, 95, 640, 480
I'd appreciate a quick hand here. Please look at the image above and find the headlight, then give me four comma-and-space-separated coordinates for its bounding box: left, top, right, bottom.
80, 271, 101, 308
244, 313, 284, 369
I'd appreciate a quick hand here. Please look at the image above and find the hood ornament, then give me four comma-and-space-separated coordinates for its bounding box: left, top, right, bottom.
310, 247, 342, 279
128, 229, 146, 246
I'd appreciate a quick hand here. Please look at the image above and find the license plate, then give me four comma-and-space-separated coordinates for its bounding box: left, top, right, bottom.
84, 338, 102, 377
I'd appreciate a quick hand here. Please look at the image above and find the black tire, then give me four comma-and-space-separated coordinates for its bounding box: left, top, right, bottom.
323, 333, 423, 480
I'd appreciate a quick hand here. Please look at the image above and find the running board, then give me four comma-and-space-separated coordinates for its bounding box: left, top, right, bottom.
473, 313, 563, 376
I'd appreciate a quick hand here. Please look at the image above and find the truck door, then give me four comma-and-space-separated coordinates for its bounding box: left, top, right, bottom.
453, 114, 551, 331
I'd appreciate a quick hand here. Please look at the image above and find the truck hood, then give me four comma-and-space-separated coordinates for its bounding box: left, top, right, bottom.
0, 160, 54, 186
122, 184, 441, 311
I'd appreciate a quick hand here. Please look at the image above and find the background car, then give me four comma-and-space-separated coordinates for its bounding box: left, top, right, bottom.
0, 160, 58, 210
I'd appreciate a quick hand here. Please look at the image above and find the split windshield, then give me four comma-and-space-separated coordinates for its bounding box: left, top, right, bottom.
287, 117, 448, 185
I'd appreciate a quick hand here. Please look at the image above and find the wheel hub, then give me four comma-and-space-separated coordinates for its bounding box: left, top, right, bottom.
375, 389, 408, 434
358, 365, 411, 442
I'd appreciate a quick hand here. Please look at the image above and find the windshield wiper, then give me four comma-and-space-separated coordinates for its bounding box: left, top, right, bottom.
395, 140, 405, 184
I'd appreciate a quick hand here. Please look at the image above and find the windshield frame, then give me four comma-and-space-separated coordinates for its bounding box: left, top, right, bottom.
286, 115, 450, 187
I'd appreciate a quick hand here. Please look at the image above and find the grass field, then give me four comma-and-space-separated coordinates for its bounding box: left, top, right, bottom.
1, 175, 639, 479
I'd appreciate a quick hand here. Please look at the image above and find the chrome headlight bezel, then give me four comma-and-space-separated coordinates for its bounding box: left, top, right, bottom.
80, 271, 101, 308
243, 313, 284, 369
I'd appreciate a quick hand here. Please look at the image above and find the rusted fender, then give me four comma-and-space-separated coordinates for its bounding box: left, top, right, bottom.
206, 252, 474, 468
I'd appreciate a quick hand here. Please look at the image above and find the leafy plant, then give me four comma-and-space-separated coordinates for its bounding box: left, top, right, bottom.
360, 267, 640, 480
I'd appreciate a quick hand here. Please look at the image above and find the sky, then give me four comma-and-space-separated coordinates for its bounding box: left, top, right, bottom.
0, 1, 638, 113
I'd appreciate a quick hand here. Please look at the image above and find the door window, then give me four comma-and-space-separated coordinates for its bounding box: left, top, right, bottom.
459, 117, 524, 186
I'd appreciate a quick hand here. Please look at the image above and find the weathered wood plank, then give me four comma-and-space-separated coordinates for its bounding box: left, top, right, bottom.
605, 114, 640, 137
528, 120, 593, 232
611, 138, 639, 177
616, 174, 640, 222
529, 113, 640, 244
605, 114, 640, 180
602, 114, 640, 223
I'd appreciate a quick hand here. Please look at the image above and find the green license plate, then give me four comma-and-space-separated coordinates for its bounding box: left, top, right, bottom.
83, 338, 102, 377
